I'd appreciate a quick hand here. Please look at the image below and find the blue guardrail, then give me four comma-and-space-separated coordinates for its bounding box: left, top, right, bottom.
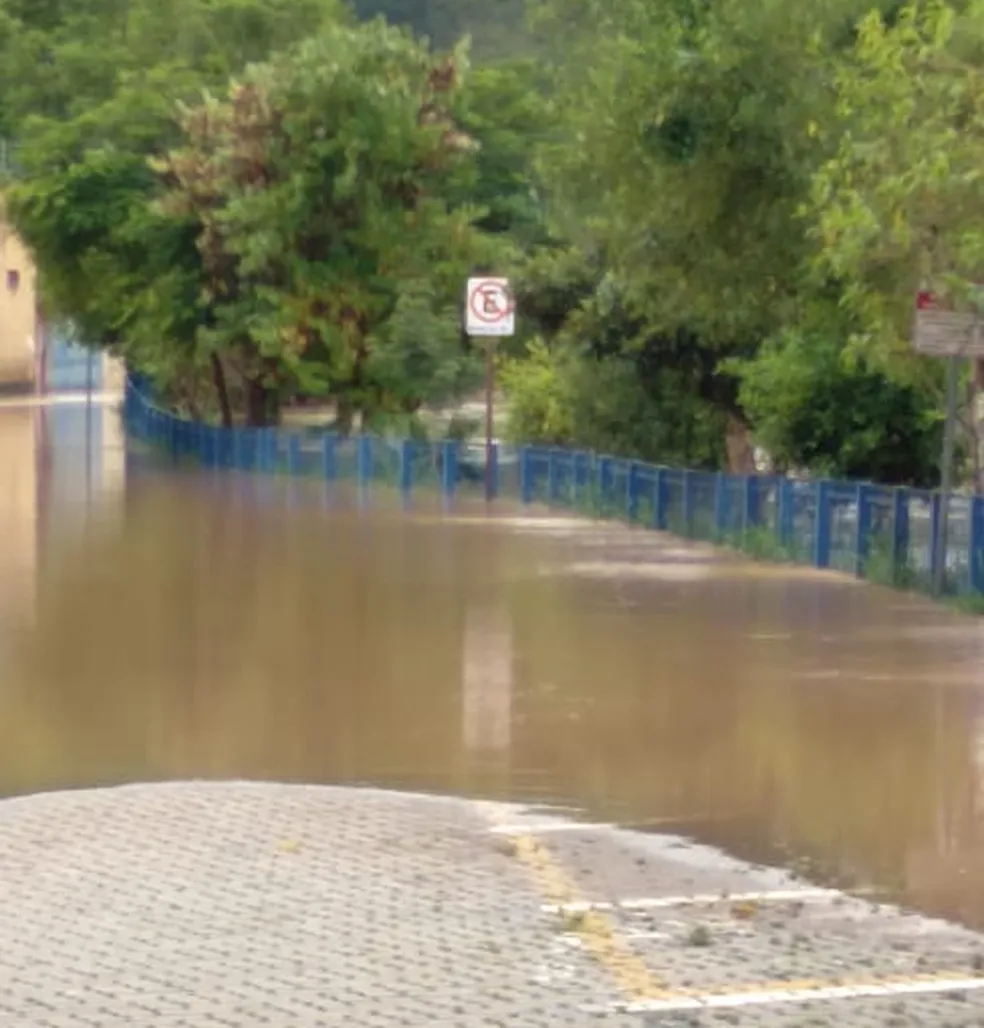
123, 375, 984, 597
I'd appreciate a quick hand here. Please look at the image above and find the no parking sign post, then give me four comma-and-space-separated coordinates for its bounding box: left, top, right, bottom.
465, 277, 515, 502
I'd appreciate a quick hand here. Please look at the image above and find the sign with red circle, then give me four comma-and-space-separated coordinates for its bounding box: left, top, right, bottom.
466, 277, 515, 337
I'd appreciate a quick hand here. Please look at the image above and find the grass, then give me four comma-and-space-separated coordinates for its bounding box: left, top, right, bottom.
686, 924, 713, 947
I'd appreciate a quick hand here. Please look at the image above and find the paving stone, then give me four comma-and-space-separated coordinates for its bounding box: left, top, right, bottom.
0, 783, 626, 1027
2, 784, 983, 1028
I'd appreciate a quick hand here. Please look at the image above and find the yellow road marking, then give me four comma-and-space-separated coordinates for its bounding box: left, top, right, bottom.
488, 811, 670, 1001
488, 809, 984, 1009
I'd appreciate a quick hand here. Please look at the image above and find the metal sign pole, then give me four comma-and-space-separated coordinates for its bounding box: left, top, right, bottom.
484, 341, 495, 503
933, 353, 960, 595
912, 292, 984, 593
465, 275, 515, 504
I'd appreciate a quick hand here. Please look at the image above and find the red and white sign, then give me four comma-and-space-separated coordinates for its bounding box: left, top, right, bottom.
913, 286, 984, 356
466, 277, 515, 337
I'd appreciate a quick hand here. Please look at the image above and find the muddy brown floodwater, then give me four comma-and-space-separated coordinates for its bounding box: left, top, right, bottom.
2, 403, 984, 929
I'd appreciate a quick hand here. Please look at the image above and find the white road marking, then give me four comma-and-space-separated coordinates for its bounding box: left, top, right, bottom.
0, 391, 121, 410
541, 888, 843, 915
489, 821, 613, 835
595, 975, 984, 1013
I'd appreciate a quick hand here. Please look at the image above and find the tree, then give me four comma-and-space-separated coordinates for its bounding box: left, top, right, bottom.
6, 2, 505, 427
504, 0, 879, 468
735, 322, 944, 485
453, 58, 550, 249
810, 1, 984, 345
3, 0, 348, 414
152, 22, 499, 426
806, 0, 984, 484
494, 0, 954, 481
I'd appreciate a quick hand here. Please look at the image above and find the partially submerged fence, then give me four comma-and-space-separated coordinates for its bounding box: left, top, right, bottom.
124, 377, 984, 598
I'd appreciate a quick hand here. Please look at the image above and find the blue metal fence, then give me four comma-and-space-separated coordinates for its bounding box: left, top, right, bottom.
123, 377, 984, 597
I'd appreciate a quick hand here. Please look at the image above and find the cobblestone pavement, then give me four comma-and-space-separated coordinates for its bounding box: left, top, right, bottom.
1, 783, 983, 1028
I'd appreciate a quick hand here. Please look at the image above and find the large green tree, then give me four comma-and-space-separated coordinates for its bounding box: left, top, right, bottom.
153, 22, 498, 426
804, 0, 984, 484
2, 0, 347, 402
5, 1, 510, 427
810, 0, 984, 346
498, 0, 948, 481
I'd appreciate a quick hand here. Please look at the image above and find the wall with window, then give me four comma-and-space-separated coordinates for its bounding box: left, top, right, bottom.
0, 218, 37, 390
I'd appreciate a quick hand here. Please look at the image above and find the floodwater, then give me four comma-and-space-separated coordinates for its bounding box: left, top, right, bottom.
3, 401, 984, 928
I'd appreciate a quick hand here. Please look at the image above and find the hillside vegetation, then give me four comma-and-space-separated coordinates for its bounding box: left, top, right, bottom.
1, 0, 980, 485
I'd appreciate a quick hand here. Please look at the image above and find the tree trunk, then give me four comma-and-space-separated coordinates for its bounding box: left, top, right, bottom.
724, 413, 757, 474
210, 354, 233, 428
244, 378, 269, 427
335, 397, 354, 436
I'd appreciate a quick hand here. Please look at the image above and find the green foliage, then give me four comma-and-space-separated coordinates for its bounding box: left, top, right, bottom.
531, 0, 855, 344
498, 337, 575, 444
808, 0, 984, 348
500, 334, 728, 467
4, 0, 349, 408
350, 0, 531, 58
152, 21, 497, 424
7, 4, 504, 426
498, 0, 966, 483
2, 0, 973, 485
736, 326, 943, 485
453, 58, 550, 247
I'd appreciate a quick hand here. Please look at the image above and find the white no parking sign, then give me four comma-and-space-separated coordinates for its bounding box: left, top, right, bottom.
465, 278, 515, 338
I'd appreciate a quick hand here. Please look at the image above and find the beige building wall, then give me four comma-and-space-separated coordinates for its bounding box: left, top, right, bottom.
0, 407, 38, 625
0, 219, 36, 390
103, 354, 126, 394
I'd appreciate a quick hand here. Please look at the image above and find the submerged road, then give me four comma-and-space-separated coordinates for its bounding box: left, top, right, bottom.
2, 399, 984, 1025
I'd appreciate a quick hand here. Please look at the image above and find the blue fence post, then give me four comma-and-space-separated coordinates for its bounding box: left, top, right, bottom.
547, 450, 558, 504
855, 484, 873, 577
777, 478, 795, 551
813, 480, 832, 568
572, 452, 587, 506
714, 471, 729, 539
261, 428, 278, 472
441, 440, 457, 497
520, 447, 533, 503
626, 462, 639, 521
892, 489, 910, 586
742, 476, 760, 536
287, 435, 301, 476
171, 416, 182, 458
929, 492, 947, 591
682, 470, 696, 536
232, 429, 246, 469
971, 495, 984, 594
399, 439, 413, 493
322, 435, 337, 480
204, 426, 216, 467
357, 436, 373, 486
596, 457, 608, 510
653, 468, 668, 530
